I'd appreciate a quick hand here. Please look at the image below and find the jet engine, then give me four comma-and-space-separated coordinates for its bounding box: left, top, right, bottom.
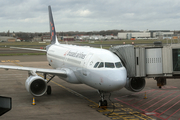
125, 77, 145, 92
25, 75, 47, 96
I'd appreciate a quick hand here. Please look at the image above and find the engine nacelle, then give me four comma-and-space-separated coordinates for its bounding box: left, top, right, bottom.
58, 68, 81, 84
25, 75, 47, 96
125, 77, 145, 92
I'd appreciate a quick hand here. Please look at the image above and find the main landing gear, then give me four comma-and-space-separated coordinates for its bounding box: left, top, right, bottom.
44, 73, 55, 95
98, 91, 108, 108
47, 85, 51, 95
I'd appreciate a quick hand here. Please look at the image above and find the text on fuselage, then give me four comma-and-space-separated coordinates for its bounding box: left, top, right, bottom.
67, 51, 86, 59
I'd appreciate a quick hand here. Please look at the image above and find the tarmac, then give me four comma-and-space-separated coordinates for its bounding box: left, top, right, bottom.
0, 55, 180, 120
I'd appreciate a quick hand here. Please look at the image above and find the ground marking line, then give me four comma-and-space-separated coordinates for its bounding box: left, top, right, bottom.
158, 100, 180, 116
153, 94, 180, 112
144, 91, 178, 111
120, 89, 156, 98
115, 98, 153, 120
132, 90, 162, 105
138, 91, 170, 108
133, 89, 156, 95
51, 80, 98, 106
166, 108, 180, 120
116, 90, 180, 120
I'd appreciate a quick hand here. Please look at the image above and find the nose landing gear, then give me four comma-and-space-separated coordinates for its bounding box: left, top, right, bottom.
98, 91, 108, 109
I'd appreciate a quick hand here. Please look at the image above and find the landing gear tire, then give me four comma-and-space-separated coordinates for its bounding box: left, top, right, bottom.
99, 100, 102, 107
47, 85, 51, 95
98, 100, 107, 108
98, 90, 108, 108
103, 100, 107, 106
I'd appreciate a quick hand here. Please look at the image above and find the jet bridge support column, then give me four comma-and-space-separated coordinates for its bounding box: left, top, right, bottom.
155, 77, 167, 88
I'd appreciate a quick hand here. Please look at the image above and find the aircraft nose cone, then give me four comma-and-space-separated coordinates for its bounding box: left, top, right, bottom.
107, 67, 127, 91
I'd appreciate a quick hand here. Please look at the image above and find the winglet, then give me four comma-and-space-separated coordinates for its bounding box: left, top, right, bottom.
48, 6, 60, 45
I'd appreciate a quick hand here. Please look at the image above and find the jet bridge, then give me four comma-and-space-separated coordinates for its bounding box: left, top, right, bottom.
110, 43, 180, 88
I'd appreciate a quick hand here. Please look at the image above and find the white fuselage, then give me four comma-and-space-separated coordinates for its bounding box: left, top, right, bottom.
47, 44, 127, 92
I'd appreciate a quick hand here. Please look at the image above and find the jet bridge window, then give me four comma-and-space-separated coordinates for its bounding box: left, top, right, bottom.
173, 49, 180, 71
105, 62, 115, 68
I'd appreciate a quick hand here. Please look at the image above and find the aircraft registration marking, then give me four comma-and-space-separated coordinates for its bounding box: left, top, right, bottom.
1, 60, 20, 63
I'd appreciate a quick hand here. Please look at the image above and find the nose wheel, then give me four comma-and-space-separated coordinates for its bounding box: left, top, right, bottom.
98, 91, 108, 108
99, 100, 107, 107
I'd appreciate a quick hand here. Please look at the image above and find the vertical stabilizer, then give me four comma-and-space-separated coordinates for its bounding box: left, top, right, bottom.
48, 6, 59, 45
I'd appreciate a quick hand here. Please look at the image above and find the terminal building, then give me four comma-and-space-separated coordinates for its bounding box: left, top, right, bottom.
118, 30, 174, 40
39, 35, 75, 42
0, 36, 17, 42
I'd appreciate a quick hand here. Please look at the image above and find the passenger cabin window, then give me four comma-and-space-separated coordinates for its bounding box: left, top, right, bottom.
94, 62, 99, 68
115, 62, 122, 68
98, 62, 104, 68
105, 62, 115, 68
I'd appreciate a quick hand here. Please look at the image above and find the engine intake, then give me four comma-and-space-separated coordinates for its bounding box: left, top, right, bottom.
125, 77, 145, 92
25, 76, 47, 96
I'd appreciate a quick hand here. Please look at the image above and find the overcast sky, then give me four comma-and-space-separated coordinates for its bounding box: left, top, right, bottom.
0, 0, 180, 32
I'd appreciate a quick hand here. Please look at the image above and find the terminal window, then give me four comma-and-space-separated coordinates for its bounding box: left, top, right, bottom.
173, 49, 180, 71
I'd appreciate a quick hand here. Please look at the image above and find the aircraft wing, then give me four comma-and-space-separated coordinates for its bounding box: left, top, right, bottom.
0, 65, 67, 77
10, 47, 47, 52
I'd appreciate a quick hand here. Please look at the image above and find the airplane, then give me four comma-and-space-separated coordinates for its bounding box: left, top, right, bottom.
0, 6, 145, 107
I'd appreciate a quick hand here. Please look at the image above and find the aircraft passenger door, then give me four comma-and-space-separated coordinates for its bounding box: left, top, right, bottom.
82, 53, 93, 76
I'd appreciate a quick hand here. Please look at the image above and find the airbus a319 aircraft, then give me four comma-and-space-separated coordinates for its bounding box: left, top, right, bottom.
0, 6, 138, 107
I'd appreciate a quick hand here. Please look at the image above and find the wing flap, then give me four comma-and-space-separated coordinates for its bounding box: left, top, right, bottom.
0, 65, 67, 77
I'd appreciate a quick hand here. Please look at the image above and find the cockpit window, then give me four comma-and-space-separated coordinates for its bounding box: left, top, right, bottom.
115, 62, 123, 68
94, 62, 123, 69
94, 62, 99, 68
98, 62, 104, 68
105, 62, 115, 68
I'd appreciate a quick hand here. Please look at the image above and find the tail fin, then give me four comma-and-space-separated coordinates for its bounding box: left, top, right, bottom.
48, 6, 59, 45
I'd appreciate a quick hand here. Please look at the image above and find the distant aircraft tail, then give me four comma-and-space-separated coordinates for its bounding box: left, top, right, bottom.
48, 6, 59, 45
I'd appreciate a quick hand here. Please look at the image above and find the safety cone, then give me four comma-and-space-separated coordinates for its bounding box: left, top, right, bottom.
32, 97, 36, 105
144, 92, 147, 99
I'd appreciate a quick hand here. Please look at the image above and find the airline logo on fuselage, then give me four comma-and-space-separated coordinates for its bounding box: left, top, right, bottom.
67, 51, 86, 59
